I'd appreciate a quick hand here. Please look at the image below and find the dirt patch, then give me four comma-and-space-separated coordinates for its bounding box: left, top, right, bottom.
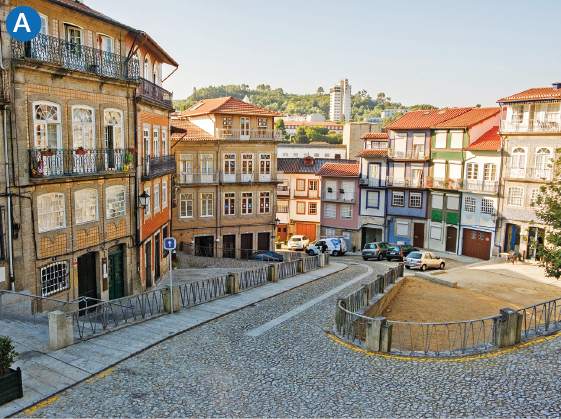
384, 276, 522, 323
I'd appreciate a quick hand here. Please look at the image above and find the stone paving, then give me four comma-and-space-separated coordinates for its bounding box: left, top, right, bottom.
11, 258, 561, 418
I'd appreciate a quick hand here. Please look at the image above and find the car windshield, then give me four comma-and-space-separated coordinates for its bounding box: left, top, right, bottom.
378, 243, 388, 248
364, 244, 372, 249
389, 247, 399, 251
408, 252, 422, 259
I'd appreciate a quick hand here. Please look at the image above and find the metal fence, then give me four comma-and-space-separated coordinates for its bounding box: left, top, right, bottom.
178, 275, 227, 307
518, 297, 561, 340
304, 256, 318, 271
239, 266, 269, 291
137, 77, 173, 107
277, 260, 298, 280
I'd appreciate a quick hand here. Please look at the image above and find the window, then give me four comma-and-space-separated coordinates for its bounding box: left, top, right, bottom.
242, 192, 253, 214
309, 180, 318, 192
260, 191, 270, 214
432, 194, 443, 209
433, 162, 446, 179
39, 14, 48, 35
512, 105, 524, 124
325, 203, 336, 218
154, 184, 160, 212
260, 154, 271, 176
450, 131, 463, 149
325, 228, 336, 235
396, 221, 408, 236
201, 153, 214, 176
296, 179, 306, 191
200, 193, 214, 217
466, 163, 479, 180
309, 202, 317, 215
546, 104, 560, 122
34, 102, 61, 149
435, 131, 447, 148
161, 129, 168, 156
512, 148, 526, 169
98, 35, 113, 53
224, 154, 236, 177
369, 164, 380, 182
367, 191, 379, 208
257, 118, 268, 134
71, 107, 94, 149
162, 181, 168, 208
507, 187, 524, 207
75, 189, 97, 224
242, 154, 253, 179
325, 153, 330, 157
180, 193, 193, 218
297, 202, 306, 214
38, 193, 65, 232
143, 126, 150, 157
484, 164, 496, 181
41, 262, 69, 297
341, 205, 352, 219
447, 195, 460, 210
104, 110, 123, 149
283, 153, 288, 157
535, 148, 552, 171
481, 198, 494, 215
449, 163, 462, 180
65, 24, 82, 47
293, 153, 299, 157
222, 117, 232, 135
153, 127, 160, 157
392, 191, 404, 206
409, 193, 422, 208
464, 197, 476, 213
143, 187, 151, 216
223, 192, 235, 215
335, 154, 341, 159
144, 54, 150, 80
180, 154, 193, 183
153, 62, 158, 85
241, 117, 250, 136
430, 224, 442, 240
314, 153, 319, 157
107, 186, 126, 218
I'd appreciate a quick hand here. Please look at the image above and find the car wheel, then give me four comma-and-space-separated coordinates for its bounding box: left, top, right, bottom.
308, 250, 315, 256
363, 257, 369, 261
386, 257, 392, 262
333, 250, 339, 256
405, 266, 411, 269
440, 262, 445, 270
377, 253, 383, 261
420, 264, 427, 272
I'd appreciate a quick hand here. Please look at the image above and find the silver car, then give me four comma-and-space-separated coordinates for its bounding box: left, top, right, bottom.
403, 252, 445, 271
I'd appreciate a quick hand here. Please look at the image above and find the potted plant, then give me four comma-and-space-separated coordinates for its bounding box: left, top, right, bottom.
443, 178, 454, 188
125, 152, 134, 164
129, 147, 137, 153
327, 187, 333, 193
339, 188, 345, 193
42, 148, 54, 157
0, 336, 22, 405
425, 176, 434, 188
75, 146, 87, 155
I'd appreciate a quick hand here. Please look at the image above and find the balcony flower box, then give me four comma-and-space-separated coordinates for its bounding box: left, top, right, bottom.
443, 178, 454, 188
121, 164, 130, 172
129, 148, 137, 153
426, 176, 434, 188
327, 187, 333, 193
75, 148, 87, 155
125, 153, 134, 164
339, 189, 345, 193
41, 149, 54, 157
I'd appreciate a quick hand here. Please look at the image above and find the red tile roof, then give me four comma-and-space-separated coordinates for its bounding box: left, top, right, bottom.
385, 108, 473, 130
51, 0, 136, 31
356, 149, 388, 157
433, 107, 500, 129
170, 119, 217, 142
498, 87, 561, 102
361, 133, 389, 139
180, 97, 285, 117
464, 126, 501, 150
316, 162, 359, 177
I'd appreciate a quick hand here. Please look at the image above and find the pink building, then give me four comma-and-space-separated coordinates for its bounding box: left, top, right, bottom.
316, 162, 360, 251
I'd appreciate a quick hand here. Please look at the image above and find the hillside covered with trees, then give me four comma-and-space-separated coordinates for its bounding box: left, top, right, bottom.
173, 85, 438, 122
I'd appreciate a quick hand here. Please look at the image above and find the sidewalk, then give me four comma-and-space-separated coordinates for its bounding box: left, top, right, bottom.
0, 263, 346, 417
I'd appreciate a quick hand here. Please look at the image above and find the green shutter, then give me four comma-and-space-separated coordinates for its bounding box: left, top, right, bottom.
446, 212, 459, 225
431, 210, 443, 222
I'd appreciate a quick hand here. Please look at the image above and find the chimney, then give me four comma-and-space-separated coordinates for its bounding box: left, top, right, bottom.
552, 83, 561, 90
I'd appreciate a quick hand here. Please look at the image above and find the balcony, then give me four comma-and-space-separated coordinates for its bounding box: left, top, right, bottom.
365, 142, 388, 149
137, 78, 173, 108
386, 177, 425, 188
388, 147, 428, 160
503, 166, 554, 181
220, 171, 284, 183
29, 149, 136, 179
277, 182, 290, 196
426, 177, 461, 190
277, 205, 288, 213
501, 119, 561, 134
142, 155, 176, 180
321, 190, 356, 203
215, 129, 283, 141
178, 171, 219, 184
458, 179, 499, 193
12, 33, 139, 81
359, 177, 387, 187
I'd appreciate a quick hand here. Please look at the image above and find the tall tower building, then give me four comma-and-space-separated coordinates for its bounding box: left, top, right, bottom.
329, 79, 352, 122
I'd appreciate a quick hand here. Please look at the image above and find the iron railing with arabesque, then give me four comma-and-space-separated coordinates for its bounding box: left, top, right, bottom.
142, 155, 176, 179
137, 77, 173, 107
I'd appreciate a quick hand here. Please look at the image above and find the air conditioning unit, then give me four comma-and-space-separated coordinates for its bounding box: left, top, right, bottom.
359, 179, 368, 185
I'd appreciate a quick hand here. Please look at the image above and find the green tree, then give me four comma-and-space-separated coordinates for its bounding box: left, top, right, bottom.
180, 103, 186, 112
317, 87, 324, 95
294, 126, 309, 144
275, 118, 287, 137
382, 112, 403, 128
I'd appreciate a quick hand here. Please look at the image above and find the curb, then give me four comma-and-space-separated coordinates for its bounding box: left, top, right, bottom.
414, 271, 458, 288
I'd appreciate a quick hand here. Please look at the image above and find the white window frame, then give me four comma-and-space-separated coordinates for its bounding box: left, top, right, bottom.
75, 189, 98, 224
162, 181, 168, 208
224, 192, 235, 216
161, 128, 168, 156
153, 127, 160, 158
324, 203, 336, 218
507, 187, 524, 207
259, 191, 270, 214
71, 106, 95, 149
464, 196, 476, 213
33, 102, 61, 149
435, 131, 447, 149
430, 223, 442, 240
396, 221, 409, 237
511, 148, 527, 169
531, 189, 541, 207
97, 33, 114, 53
39, 13, 48, 35
201, 193, 214, 217
144, 187, 151, 216
180, 193, 193, 218
143, 125, 150, 157
242, 192, 253, 215
481, 198, 494, 215
450, 131, 463, 149
484, 164, 496, 181
106, 185, 126, 219
432, 194, 443, 210
392, 191, 404, 206
40, 262, 70, 297
409, 193, 422, 208
153, 184, 160, 213
38, 193, 65, 232
341, 204, 352, 220
447, 195, 460, 211
104, 109, 124, 149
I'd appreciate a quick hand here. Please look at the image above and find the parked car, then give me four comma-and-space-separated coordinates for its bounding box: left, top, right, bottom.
306, 237, 347, 256
362, 242, 391, 261
287, 235, 310, 250
386, 244, 418, 262
250, 251, 284, 262
404, 251, 445, 271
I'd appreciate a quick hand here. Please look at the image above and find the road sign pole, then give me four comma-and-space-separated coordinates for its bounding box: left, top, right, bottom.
169, 250, 173, 314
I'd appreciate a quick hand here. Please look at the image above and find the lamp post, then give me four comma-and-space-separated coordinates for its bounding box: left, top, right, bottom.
139, 191, 150, 209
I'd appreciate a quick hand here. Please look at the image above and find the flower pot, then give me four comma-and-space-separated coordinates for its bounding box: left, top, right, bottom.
42, 151, 54, 157
276, 243, 282, 250
74, 150, 87, 155
0, 367, 23, 405
129, 148, 137, 153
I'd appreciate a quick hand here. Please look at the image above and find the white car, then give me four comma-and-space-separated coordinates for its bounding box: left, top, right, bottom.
306, 237, 347, 256
287, 235, 310, 250
404, 251, 445, 271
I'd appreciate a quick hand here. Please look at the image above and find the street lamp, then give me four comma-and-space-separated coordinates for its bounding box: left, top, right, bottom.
139, 191, 150, 209
274, 218, 280, 227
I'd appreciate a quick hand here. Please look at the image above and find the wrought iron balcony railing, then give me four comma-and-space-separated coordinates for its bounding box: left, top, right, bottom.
321, 190, 356, 203
458, 179, 499, 193
12, 33, 139, 81
277, 205, 288, 213
29, 148, 136, 179
426, 177, 462, 190
142, 155, 176, 180
277, 182, 290, 196
359, 177, 387, 187
386, 176, 425, 188
365, 141, 388, 149
220, 171, 284, 183
388, 147, 428, 160
137, 78, 173, 107
215, 129, 283, 141
501, 119, 561, 133
503, 166, 554, 181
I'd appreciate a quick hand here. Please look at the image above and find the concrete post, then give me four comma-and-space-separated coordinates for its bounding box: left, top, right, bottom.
378, 275, 384, 294
391, 268, 396, 284
163, 286, 180, 313
493, 308, 522, 348
398, 263, 405, 278
515, 312, 523, 344
361, 284, 370, 307
365, 317, 386, 352
325, 252, 330, 265
226, 272, 240, 294
268, 264, 279, 282
297, 259, 304, 273
49, 310, 74, 350
336, 297, 349, 328
317, 254, 324, 268
380, 323, 393, 353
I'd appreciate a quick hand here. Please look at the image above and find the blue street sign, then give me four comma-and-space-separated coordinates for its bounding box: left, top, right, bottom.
7, 6, 42, 42
163, 237, 176, 251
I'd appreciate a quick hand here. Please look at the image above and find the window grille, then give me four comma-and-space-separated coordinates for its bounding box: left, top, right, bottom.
507, 187, 524, 207
481, 198, 494, 215
464, 197, 476, 213
41, 261, 69, 297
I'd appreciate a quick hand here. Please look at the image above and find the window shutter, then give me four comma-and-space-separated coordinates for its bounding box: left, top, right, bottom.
435, 131, 447, 148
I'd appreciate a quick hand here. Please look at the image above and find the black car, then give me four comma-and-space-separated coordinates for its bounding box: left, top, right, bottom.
386, 244, 418, 262
250, 251, 284, 262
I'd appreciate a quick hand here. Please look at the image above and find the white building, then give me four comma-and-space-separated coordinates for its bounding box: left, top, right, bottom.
330, 79, 351, 122
282, 120, 343, 136
278, 142, 347, 159
380, 109, 409, 118
281, 113, 326, 122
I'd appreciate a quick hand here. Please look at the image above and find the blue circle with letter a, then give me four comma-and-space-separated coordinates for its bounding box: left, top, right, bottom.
7, 6, 41, 42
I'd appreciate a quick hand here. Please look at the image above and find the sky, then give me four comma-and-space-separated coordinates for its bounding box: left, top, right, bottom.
91, 0, 561, 108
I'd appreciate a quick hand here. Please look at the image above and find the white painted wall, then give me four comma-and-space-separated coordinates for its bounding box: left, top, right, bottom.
188, 115, 216, 136
468, 113, 501, 144
278, 145, 347, 159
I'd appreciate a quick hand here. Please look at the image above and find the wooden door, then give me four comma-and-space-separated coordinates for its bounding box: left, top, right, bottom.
413, 223, 425, 248
77, 253, 97, 312
223, 235, 235, 258
462, 229, 491, 260
154, 234, 161, 281
145, 243, 152, 288
108, 248, 124, 300
296, 223, 317, 241
446, 226, 457, 253
277, 225, 287, 241
258, 232, 270, 251
241, 233, 253, 259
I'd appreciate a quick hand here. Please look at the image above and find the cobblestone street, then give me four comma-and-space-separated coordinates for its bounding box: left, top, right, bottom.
17, 261, 561, 418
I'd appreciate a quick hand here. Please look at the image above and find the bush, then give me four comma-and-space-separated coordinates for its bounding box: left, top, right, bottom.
0, 336, 19, 375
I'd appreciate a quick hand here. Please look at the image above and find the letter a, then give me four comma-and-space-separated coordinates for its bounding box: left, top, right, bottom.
14, 13, 31, 33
